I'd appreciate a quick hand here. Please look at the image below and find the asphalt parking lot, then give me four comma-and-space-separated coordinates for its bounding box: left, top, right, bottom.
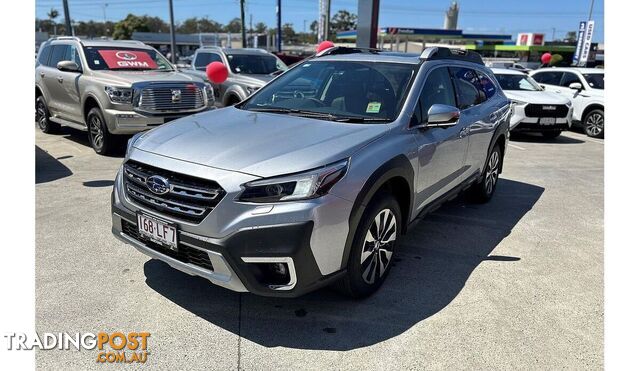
35, 126, 603, 370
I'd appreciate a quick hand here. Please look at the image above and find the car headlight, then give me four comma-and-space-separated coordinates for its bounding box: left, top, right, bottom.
566, 100, 572, 107
238, 159, 349, 203
510, 99, 526, 106
204, 83, 215, 102
125, 132, 144, 158
246, 86, 261, 95
104, 86, 132, 104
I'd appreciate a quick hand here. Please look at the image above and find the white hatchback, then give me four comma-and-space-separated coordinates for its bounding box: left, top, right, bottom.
491, 68, 573, 139
529, 67, 604, 138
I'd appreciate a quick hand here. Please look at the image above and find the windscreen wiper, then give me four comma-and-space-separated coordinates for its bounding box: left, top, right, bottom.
331, 116, 392, 123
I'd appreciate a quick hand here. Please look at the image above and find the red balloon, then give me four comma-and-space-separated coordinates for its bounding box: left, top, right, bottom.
541, 52, 552, 64
316, 40, 335, 53
206, 61, 228, 84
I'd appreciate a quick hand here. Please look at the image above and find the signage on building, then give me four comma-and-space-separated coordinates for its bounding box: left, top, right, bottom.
516, 33, 545, 46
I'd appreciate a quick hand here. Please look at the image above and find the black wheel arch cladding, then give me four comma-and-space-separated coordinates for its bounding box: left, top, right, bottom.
340, 154, 414, 270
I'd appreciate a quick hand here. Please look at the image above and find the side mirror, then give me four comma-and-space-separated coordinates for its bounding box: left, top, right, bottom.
569, 82, 583, 90
57, 60, 81, 73
415, 104, 460, 129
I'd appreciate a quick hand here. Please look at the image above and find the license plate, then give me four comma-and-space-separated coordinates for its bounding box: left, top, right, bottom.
137, 214, 177, 250
539, 117, 556, 125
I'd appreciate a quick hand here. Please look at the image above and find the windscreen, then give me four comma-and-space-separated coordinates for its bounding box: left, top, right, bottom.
494, 74, 542, 91
225, 53, 288, 75
83, 46, 173, 71
241, 60, 417, 122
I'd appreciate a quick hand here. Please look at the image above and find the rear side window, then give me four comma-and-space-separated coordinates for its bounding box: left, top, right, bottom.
48, 45, 70, 68
450, 67, 484, 110
38, 45, 52, 65
194, 52, 223, 71
417, 67, 456, 122
532, 71, 563, 86
476, 71, 497, 99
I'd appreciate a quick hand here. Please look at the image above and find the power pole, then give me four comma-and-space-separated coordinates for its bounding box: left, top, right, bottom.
102, 3, 108, 24
168, 0, 177, 62
240, 0, 247, 48
325, 0, 331, 41
62, 0, 72, 36
588, 0, 595, 20
276, 0, 282, 52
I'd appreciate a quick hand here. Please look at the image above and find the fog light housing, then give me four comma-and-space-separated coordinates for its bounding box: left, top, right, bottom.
241, 257, 297, 290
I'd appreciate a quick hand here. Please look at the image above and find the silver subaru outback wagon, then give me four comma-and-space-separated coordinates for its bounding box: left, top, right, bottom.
111, 47, 511, 298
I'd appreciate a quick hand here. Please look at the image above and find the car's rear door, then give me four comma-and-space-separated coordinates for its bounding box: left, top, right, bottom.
42, 43, 83, 122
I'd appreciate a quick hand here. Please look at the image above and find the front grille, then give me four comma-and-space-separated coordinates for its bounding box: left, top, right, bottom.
135, 83, 205, 113
123, 160, 225, 223
524, 104, 569, 118
121, 219, 214, 271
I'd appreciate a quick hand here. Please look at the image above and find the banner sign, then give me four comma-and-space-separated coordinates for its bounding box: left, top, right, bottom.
97, 50, 157, 69
578, 20, 595, 66
572, 21, 586, 66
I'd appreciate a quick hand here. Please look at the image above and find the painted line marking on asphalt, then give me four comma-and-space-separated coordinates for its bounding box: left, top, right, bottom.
508, 143, 526, 150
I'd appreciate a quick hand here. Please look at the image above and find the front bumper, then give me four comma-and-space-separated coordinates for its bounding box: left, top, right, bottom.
110, 152, 353, 297
103, 107, 213, 135
510, 104, 573, 132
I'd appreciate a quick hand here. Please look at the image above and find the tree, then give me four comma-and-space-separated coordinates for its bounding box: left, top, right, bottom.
224, 18, 242, 33
112, 14, 150, 40
47, 8, 59, 36
142, 16, 169, 33
282, 23, 296, 41
565, 31, 577, 43
178, 17, 223, 34
309, 20, 318, 33
254, 22, 268, 34
331, 10, 357, 33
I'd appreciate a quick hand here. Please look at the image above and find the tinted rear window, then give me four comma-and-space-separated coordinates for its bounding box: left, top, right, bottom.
38, 45, 52, 65
48, 45, 69, 67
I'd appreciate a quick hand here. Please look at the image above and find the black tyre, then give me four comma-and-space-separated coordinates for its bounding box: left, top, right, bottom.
225, 95, 241, 106
337, 192, 402, 298
87, 107, 115, 155
468, 144, 502, 203
36, 96, 60, 134
583, 109, 604, 138
542, 130, 562, 139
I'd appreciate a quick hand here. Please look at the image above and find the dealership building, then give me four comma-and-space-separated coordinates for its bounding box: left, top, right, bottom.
337, 27, 602, 67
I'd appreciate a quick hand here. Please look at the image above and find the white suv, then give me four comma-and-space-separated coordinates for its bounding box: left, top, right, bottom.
529, 68, 604, 138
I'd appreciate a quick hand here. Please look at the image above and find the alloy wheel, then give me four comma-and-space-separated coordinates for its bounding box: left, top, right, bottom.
36, 100, 47, 130
89, 115, 104, 150
585, 112, 604, 137
485, 150, 500, 195
361, 209, 397, 284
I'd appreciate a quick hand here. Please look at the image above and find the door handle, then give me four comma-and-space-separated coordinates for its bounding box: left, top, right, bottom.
57, 76, 64, 83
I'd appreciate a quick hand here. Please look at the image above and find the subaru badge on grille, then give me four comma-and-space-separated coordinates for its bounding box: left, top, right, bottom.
146, 175, 171, 195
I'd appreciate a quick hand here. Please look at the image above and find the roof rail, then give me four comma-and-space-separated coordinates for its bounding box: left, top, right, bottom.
51, 36, 83, 43
420, 47, 484, 65
113, 40, 146, 45
315, 46, 383, 57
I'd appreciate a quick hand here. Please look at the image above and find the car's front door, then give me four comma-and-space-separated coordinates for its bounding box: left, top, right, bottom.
557, 72, 589, 121
412, 66, 470, 210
